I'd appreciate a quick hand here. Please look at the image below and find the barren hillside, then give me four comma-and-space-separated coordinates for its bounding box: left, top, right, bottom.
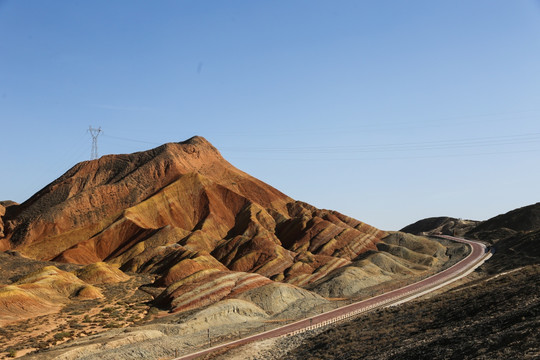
0, 137, 468, 359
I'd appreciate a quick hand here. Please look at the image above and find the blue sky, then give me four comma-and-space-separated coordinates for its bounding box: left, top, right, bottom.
1, 0, 540, 230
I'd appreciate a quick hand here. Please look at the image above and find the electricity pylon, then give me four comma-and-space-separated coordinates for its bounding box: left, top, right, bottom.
88, 126, 102, 160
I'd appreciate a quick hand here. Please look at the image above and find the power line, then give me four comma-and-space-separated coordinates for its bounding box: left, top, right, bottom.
93, 129, 540, 161
101, 134, 160, 145
220, 132, 540, 154
226, 147, 540, 162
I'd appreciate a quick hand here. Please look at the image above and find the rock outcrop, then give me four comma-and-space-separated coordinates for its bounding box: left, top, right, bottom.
75, 262, 130, 285
0, 201, 18, 251
0, 203, 5, 238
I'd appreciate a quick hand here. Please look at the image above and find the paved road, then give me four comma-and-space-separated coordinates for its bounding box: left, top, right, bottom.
175, 235, 489, 360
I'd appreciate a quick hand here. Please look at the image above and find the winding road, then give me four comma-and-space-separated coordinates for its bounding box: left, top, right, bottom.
175, 235, 491, 360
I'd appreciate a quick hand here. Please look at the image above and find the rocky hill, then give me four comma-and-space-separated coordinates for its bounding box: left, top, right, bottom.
0, 201, 17, 239
470, 202, 540, 235
466, 203, 540, 273
0, 137, 468, 359
400, 216, 479, 237
0, 137, 390, 314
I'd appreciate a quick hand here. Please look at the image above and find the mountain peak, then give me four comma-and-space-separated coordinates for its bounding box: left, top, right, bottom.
179, 135, 212, 146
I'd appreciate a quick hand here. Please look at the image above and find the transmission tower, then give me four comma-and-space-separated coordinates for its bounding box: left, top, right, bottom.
88, 126, 102, 160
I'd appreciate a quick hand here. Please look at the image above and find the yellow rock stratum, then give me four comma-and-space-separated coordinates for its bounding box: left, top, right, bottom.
0, 266, 104, 325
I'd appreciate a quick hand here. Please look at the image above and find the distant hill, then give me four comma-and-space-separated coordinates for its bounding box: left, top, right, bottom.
401, 202, 540, 273
400, 216, 479, 237
467, 202, 540, 239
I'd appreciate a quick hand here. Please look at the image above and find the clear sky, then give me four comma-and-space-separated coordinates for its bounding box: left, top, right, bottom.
1, 0, 540, 230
